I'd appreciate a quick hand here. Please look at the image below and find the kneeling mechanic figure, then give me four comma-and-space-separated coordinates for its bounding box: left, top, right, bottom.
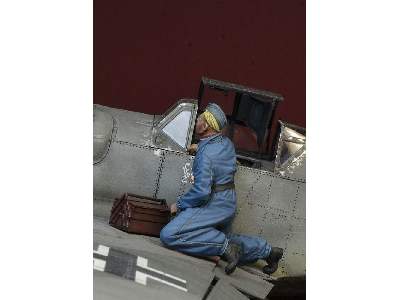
160, 103, 283, 275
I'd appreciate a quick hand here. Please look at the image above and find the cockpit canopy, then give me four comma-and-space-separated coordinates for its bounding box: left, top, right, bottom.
152, 99, 198, 152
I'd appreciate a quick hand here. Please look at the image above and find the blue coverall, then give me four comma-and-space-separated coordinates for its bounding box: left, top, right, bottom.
160, 134, 272, 264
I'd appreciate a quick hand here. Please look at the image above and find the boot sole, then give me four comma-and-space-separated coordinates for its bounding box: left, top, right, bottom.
225, 257, 240, 275
262, 264, 278, 275
263, 248, 283, 275
225, 265, 236, 275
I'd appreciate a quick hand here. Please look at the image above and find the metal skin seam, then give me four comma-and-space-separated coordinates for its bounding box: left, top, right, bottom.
291, 184, 301, 221
153, 150, 193, 204
176, 175, 187, 200
265, 205, 290, 214
106, 139, 305, 183
238, 165, 305, 184
153, 150, 166, 199
286, 185, 301, 249
244, 173, 262, 207
290, 185, 305, 265
113, 140, 190, 158
282, 184, 301, 269
259, 178, 274, 236
292, 215, 306, 222
100, 139, 161, 199
265, 177, 274, 206
99, 139, 303, 212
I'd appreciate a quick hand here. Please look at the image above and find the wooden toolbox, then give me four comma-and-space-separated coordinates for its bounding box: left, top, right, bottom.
109, 193, 170, 237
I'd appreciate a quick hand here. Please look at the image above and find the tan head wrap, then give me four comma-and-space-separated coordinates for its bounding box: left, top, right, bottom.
201, 110, 221, 132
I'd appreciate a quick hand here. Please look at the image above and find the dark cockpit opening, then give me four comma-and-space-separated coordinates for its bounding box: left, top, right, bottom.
195, 77, 284, 167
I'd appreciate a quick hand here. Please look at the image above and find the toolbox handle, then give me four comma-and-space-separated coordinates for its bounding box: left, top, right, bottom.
126, 193, 167, 206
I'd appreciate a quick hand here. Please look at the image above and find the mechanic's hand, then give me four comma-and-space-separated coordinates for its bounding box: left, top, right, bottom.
188, 144, 198, 155
170, 202, 178, 215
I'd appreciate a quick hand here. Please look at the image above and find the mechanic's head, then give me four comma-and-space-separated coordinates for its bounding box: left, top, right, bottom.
195, 103, 227, 137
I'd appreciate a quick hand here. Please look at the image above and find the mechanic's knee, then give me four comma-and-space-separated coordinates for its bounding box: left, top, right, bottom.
160, 225, 176, 246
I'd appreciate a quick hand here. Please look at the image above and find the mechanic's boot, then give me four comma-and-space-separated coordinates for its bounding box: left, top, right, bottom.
263, 247, 283, 275
222, 241, 242, 275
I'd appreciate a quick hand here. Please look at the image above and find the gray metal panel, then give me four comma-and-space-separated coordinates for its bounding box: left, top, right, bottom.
283, 182, 305, 276
93, 197, 114, 220
95, 104, 155, 146
260, 210, 291, 250
233, 166, 263, 205
232, 167, 294, 239
264, 182, 306, 276
293, 183, 306, 220
232, 167, 268, 235
231, 166, 306, 277
283, 226, 306, 276
206, 279, 249, 300
93, 141, 162, 201
268, 176, 299, 214
94, 271, 199, 300
215, 261, 274, 299
94, 218, 216, 298
231, 202, 267, 237
156, 150, 194, 205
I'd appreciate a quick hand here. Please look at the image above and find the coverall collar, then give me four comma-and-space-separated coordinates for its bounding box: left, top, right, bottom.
199, 133, 221, 145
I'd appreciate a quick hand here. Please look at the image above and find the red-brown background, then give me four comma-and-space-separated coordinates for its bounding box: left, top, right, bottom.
94, 0, 305, 129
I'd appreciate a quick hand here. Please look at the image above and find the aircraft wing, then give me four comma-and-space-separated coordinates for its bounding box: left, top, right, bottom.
93, 217, 274, 300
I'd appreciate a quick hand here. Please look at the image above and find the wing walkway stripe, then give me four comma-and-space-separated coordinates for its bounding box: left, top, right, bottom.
136, 256, 187, 284
135, 271, 188, 292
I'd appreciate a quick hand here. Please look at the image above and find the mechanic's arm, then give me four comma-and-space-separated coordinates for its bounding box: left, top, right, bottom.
177, 152, 212, 210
